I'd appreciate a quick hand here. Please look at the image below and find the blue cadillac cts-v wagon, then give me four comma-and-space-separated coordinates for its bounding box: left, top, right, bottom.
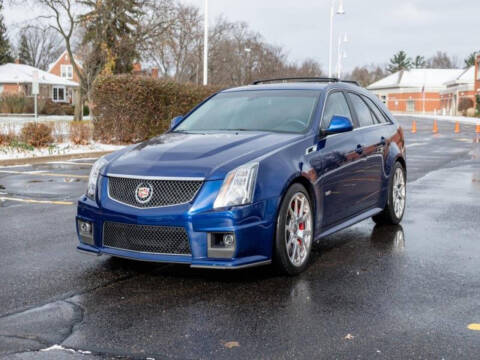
76, 77, 406, 275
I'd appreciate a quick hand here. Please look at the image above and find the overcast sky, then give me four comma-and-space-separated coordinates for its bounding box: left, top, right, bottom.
4, 0, 479, 72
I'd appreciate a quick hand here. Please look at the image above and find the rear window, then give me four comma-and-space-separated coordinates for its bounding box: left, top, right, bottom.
362, 96, 390, 124
348, 93, 376, 127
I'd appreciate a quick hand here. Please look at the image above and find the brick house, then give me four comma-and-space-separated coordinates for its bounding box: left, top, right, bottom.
48, 50, 82, 84
0, 63, 79, 103
368, 69, 464, 114
439, 67, 476, 115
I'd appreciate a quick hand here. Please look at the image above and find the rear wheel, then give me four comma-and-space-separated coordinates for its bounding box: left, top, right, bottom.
274, 184, 314, 275
373, 162, 406, 225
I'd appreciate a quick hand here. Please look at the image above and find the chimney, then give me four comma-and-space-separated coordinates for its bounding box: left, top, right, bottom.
133, 62, 142, 72
151, 68, 159, 79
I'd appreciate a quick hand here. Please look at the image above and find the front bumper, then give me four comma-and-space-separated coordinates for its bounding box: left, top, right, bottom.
76, 177, 279, 269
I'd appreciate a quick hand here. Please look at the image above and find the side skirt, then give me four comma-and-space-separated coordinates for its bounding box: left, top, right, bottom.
316, 207, 383, 240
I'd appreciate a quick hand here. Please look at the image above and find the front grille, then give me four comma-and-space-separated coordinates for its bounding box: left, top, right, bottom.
108, 176, 203, 208
103, 221, 191, 255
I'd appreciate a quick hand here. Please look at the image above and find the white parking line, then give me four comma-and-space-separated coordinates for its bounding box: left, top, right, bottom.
47, 161, 93, 166
0, 170, 88, 179
0, 196, 75, 205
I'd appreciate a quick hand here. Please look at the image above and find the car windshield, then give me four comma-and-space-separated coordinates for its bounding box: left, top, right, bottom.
174, 90, 320, 134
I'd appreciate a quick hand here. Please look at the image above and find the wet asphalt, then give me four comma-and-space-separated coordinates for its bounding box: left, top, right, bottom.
0, 117, 479, 359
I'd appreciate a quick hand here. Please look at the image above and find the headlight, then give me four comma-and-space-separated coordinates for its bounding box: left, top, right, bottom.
214, 162, 258, 209
87, 157, 108, 200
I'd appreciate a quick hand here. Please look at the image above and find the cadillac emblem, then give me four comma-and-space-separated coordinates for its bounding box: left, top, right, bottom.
135, 182, 153, 204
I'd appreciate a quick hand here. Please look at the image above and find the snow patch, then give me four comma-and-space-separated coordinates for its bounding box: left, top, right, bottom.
40, 344, 92, 355
0, 142, 124, 160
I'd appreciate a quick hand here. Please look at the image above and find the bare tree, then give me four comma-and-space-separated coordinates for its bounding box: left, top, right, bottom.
17, 26, 64, 70
346, 64, 385, 87
427, 51, 458, 69
146, 3, 202, 82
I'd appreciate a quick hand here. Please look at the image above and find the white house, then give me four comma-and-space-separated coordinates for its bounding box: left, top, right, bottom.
0, 63, 79, 103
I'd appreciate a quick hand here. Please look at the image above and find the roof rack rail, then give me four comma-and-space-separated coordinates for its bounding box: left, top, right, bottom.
251, 77, 360, 86
341, 80, 360, 86
251, 77, 339, 85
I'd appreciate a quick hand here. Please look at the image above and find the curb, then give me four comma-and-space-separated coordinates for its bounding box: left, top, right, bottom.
0, 151, 113, 166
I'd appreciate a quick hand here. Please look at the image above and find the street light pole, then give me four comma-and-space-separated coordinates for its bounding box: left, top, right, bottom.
328, 0, 345, 78
203, 0, 209, 85
336, 32, 348, 79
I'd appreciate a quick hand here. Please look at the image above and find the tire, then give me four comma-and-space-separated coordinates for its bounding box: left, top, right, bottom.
274, 183, 314, 275
373, 162, 406, 225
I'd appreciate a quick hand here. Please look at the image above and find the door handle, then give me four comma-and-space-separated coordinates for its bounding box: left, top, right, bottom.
356, 144, 363, 154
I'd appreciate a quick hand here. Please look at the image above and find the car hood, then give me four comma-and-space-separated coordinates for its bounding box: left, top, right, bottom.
104, 131, 302, 180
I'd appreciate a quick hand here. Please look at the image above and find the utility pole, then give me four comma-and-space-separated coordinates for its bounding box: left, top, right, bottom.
203, 0, 209, 85
328, 0, 345, 78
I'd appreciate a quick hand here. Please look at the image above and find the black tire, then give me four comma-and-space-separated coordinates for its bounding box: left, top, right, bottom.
273, 183, 314, 276
373, 162, 406, 225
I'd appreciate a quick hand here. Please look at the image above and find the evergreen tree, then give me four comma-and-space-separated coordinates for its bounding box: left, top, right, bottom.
413, 55, 426, 69
387, 51, 412, 73
17, 33, 32, 65
80, 0, 143, 74
0, 0, 13, 64
464, 51, 479, 68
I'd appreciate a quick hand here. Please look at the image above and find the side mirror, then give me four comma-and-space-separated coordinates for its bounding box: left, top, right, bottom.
170, 115, 184, 130
323, 115, 353, 136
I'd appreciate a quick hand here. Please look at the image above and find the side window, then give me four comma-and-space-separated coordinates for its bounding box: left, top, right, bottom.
322, 92, 352, 128
348, 93, 375, 127
362, 96, 389, 124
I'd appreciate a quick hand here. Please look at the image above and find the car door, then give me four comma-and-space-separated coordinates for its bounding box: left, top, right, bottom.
346, 92, 384, 212
308, 91, 364, 228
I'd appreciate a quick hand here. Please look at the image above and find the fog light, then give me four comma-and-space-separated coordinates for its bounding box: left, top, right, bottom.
208, 232, 236, 258
79, 222, 92, 235
223, 234, 235, 247
78, 220, 94, 245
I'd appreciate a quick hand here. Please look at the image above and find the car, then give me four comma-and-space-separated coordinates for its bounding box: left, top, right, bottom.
76, 77, 406, 275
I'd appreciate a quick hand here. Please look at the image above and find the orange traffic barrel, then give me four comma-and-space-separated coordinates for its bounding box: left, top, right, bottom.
454, 122, 460, 133
432, 120, 439, 134
411, 120, 417, 134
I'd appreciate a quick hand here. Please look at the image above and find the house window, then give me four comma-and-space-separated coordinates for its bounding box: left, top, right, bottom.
52, 86, 66, 102
61, 64, 73, 79
407, 99, 415, 112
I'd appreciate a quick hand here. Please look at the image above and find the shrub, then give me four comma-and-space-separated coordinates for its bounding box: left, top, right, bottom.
20, 122, 54, 147
41, 100, 75, 116
69, 121, 92, 145
0, 132, 15, 145
476, 95, 480, 115
92, 75, 222, 143
458, 97, 474, 115
83, 104, 90, 116
0, 94, 27, 113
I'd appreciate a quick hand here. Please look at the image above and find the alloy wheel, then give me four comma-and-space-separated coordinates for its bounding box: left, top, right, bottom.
285, 192, 313, 267
392, 167, 406, 219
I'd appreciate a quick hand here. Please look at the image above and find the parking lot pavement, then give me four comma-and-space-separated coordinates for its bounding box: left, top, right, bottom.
1, 120, 480, 359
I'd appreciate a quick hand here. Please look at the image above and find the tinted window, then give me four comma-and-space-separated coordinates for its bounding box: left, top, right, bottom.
362, 96, 389, 124
348, 93, 375, 127
175, 90, 320, 134
322, 92, 352, 128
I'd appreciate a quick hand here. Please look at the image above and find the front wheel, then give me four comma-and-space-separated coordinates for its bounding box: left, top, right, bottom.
373, 162, 406, 225
274, 183, 314, 275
